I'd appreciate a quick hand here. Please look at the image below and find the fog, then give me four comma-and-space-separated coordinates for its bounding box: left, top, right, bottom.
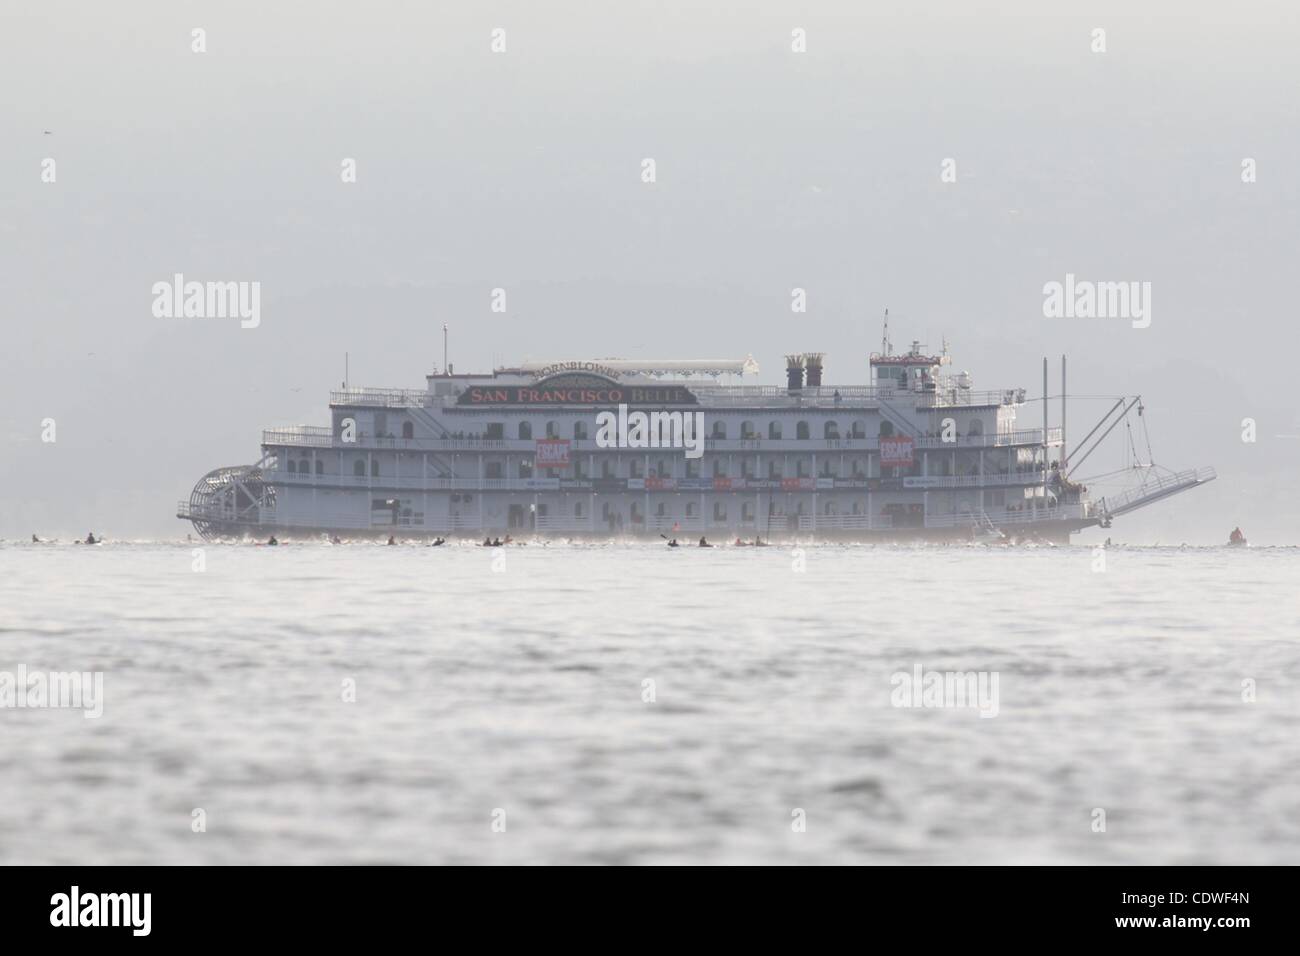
3, 0, 1296, 542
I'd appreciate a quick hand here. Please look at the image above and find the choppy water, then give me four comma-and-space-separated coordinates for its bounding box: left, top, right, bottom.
0, 540, 1297, 865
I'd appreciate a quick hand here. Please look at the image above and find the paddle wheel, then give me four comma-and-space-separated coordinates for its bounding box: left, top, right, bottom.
177, 462, 276, 539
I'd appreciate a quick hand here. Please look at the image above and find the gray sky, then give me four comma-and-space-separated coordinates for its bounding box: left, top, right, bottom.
3, 0, 1297, 542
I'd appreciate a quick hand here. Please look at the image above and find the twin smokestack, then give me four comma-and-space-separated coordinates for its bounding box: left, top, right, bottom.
786, 352, 825, 392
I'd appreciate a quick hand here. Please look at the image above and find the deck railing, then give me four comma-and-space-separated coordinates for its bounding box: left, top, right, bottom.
261, 426, 1062, 453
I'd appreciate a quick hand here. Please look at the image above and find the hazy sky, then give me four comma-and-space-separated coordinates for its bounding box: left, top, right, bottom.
3, 1, 1297, 541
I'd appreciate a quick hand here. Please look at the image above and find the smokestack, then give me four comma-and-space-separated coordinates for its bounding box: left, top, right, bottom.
785, 354, 805, 393
804, 352, 824, 387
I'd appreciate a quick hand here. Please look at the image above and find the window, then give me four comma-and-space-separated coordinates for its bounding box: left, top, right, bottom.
768, 460, 782, 479
353, 460, 366, 477
656, 502, 667, 517
797, 458, 810, 478
574, 421, 588, 440
712, 459, 726, 478
402, 421, 414, 439
315, 460, 324, 475
711, 421, 726, 439
518, 422, 532, 440
968, 419, 984, 437
486, 423, 504, 439
796, 421, 810, 440
686, 502, 697, 517
713, 501, 727, 521
740, 420, 755, 439
485, 461, 503, 479
601, 460, 613, 479
824, 422, 839, 439
519, 460, 533, 479
851, 420, 866, 438
685, 459, 700, 478
299, 459, 309, 474
575, 501, 584, 518
768, 421, 782, 440
629, 459, 643, 478
371, 459, 380, 477
879, 421, 894, 438
546, 421, 559, 439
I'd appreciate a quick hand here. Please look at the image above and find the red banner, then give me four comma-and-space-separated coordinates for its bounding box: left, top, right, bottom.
880, 436, 914, 467
534, 439, 571, 468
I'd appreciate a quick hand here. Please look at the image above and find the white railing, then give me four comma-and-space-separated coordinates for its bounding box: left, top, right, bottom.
330, 387, 430, 408
796, 514, 875, 531
917, 388, 1025, 408
1097, 467, 1217, 517
901, 472, 1046, 489
922, 504, 1087, 529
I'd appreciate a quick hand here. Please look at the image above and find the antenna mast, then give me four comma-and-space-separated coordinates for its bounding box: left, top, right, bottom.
882, 308, 892, 357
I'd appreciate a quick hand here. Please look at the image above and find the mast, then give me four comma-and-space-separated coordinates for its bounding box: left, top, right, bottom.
1043, 358, 1049, 508
1061, 355, 1067, 474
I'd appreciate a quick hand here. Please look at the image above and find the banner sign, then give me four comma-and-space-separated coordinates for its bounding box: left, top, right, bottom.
534, 439, 571, 468
880, 436, 915, 467
459, 373, 697, 406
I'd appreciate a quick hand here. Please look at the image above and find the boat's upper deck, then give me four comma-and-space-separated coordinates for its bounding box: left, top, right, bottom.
327, 383, 1026, 411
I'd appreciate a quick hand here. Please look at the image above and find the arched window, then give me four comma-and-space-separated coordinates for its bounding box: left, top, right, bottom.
315, 460, 324, 474
287, 460, 296, 473
851, 420, 866, 438
968, 419, 984, 437
768, 421, 782, 440
371, 459, 379, 477
796, 421, 810, 440
740, 420, 755, 439
824, 422, 839, 439
518, 422, 532, 440
686, 502, 698, 517
353, 460, 366, 477
712, 421, 726, 439
879, 421, 895, 438
574, 421, 588, 440
546, 421, 559, 439
402, 421, 414, 439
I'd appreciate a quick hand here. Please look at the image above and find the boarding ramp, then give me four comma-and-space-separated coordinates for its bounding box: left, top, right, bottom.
1095, 467, 1217, 519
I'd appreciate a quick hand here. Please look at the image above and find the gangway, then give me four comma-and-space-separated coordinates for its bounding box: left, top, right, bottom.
1095, 467, 1217, 522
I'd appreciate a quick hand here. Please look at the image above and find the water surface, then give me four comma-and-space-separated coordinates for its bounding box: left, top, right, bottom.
1, 541, 1296, 864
